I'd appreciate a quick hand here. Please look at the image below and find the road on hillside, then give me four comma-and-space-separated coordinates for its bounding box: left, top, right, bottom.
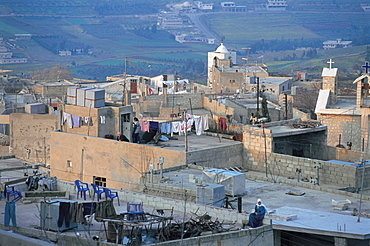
185, 13, 220, 45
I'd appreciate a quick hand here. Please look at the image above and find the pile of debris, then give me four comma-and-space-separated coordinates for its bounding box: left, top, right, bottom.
158, 213, 236, 241
289, 119, 321, 129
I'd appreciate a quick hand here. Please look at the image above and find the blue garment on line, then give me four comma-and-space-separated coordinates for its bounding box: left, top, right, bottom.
4, 201, 16, 227
149, 121, 159, 130
161, 123, 171, 134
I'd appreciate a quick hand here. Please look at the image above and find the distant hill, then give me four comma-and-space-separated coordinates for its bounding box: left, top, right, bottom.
0, 0, 368, 81
0, 0, 368, 16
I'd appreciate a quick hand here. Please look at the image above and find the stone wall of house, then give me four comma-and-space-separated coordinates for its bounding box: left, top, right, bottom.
61, 105, 132, 138
242, 120, 370, 188
50, 131, 242, 192
292, 108, 311, 119
142, 93, 203, 109
49, 131, 187, 191
243, 132, 370, 188
9, 113, 58, 164
203, 97, 234, 116
317, 113, 362, 152
186, 143, 244, 168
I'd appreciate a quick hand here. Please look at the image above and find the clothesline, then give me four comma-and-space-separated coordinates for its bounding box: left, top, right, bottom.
62, 112, 106, 128
140, 114, 209, 136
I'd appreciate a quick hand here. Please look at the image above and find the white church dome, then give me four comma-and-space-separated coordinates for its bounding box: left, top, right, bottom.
215, 43, 229, 53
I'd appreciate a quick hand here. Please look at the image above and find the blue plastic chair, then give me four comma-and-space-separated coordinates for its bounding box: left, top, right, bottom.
91, 183, 104, 201
8, 190, 22, 202
3, 185, 14, 200
4, 185, 22, 202
103, 187, 120, 206
74, 180, 90, 200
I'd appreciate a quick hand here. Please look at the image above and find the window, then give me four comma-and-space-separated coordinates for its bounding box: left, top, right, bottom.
121, 113, 130, 123
67, 160, 72, 168
230, 80, 235, 84
94, 176, 107, 187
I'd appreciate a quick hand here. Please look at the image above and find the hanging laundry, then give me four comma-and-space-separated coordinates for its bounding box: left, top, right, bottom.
187, 119, 194, 131
179, 121, 186, 135
62, 112, 73, 128
141, 120, 150, 132
161, 122, 172, 134
171, 121, 180, 134
202, 115, 209, 131
220, 117, 227, 132
149, 121, 159, 131
194, 116, 203, 135
72, 115, 81, 128
100, 116, 106, 124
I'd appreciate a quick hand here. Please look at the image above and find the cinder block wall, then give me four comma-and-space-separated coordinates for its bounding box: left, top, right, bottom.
10, 113, 58, 165
244, 149, 370, 188
318, 114, 362, 152
186, 144, 244, 168
242, 122, 370, 188
203, 97, 234, 116
143, 93, 203, 109
50, 131, 187, 191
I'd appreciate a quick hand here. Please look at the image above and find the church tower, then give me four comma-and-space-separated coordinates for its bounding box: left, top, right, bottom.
207, 43, 236, 87
321, 59, 338, 105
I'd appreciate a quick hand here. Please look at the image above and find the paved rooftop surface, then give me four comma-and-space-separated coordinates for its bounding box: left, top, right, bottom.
273, 207, 370, 239
2, 158, 370, 243
160, 168, 370, 238
140, 132, 240, 152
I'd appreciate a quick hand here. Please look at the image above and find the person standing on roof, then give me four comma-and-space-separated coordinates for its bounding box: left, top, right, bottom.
132, 117, 140, 143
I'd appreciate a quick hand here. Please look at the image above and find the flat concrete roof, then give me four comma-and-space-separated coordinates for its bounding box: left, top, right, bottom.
158, 168, 370, 239
1, 158, 370, 242
268, 125, 327, 137
0, 158, 36, 183
141, 133, 241, 152
272, 206, 370, 239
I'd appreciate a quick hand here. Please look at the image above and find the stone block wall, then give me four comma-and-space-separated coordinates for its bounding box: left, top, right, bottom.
318, 145, 370, 163
292, 108, 311, 119
203, 96, 234, 116
62, 104, 132, 138
317, 114, 362, 151
143, 93, 203, 109
9, 113, 58, 164
186, 143, 244, 169
244, 149, 367, 188
50, 131, 187, 191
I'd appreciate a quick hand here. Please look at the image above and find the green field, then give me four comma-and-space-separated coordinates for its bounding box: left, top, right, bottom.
0, 0, 369, 81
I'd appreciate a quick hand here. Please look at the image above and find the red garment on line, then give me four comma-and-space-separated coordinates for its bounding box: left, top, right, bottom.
220, 117, 227, 132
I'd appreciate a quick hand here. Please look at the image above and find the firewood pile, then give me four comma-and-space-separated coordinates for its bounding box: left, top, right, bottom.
157, 213, 236, 241
289, 119, 320, 129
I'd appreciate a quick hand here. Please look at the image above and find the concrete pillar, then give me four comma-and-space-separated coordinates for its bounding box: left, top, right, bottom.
334, 237, 347, 246
273, 230, 281, 246
163, 88, 168, 106
124, 91, 131, 106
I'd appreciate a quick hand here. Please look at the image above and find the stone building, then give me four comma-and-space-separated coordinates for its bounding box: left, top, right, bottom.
207, 43, 292, 100
315, 61, 370, 152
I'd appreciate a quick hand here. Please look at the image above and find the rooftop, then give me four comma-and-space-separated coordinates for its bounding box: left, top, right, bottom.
2, 158, 370, 243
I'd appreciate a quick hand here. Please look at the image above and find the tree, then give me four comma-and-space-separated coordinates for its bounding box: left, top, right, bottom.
292, 83, 321, 119
261, 95, 271, 122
